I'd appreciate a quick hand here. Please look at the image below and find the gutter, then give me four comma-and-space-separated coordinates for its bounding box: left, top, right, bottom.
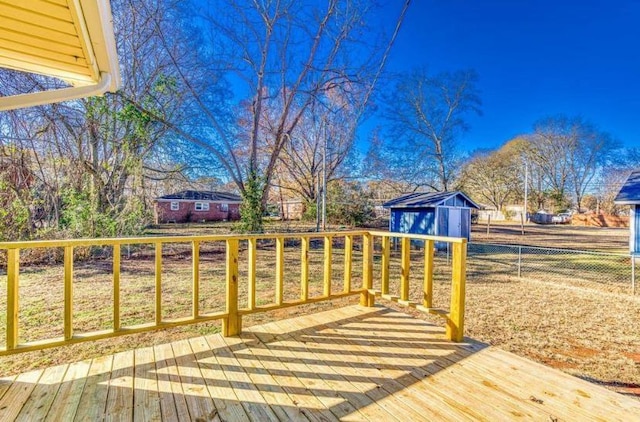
0, 72, 112, 112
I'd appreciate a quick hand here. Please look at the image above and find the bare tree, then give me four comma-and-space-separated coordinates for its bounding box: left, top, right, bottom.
529, 116, 618, 212
126, 0, 411, 231
461, 144, 522, 211
378, 68, 481, 191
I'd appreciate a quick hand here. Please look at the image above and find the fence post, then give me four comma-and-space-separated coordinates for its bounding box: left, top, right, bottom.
518, 246, 522, 278
360, 233, 374, 307
223, 238, 241, 336
446, 241, 467, 342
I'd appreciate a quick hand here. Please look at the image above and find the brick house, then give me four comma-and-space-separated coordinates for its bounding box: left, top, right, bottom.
154, 190, 242, 223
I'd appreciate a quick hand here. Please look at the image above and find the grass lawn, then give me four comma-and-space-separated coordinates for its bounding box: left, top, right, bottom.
0, 221, 638, 398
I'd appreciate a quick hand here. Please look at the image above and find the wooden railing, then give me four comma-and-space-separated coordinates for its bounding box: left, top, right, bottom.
0, 231, 467, 356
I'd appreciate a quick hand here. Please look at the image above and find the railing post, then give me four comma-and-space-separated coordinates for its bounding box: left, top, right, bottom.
343, 235, 353, 293
223, 238, 241, 336
381, 236, 390, 295
155, 242, 162, 326
113, 244, 121, 331
6, 248, 19, 350
301, 237, 309, 301
275, 237, 284, 305
360, 233, 374, 307
64, 246, 74, 340
423, 239, 434, 308
446, 241, 467, 342
324, 235, 332, 297
248, 238, 257, 309
192, 240, 200, 319
400, 237, 410, 301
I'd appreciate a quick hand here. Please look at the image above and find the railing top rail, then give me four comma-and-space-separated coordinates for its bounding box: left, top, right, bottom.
0, 230, 371, 250
367, 230, 467, 244
0, 230, 467, 249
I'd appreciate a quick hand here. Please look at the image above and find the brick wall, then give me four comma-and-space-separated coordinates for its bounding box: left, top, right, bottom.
155, 201, 241, 223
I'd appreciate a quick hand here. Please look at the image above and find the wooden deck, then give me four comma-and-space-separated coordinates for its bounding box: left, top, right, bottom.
1, 305, 638, 421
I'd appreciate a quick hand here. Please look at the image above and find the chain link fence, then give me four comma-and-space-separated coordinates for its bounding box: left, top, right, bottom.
466, 243, 637, 295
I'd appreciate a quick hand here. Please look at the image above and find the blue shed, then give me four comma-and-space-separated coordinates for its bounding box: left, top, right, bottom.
383, 191, 480, 240
614, 170, 640, 253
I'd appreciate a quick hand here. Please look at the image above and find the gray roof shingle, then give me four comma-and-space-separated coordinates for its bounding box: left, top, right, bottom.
614, 170, 640, 204
383, 191, 479, 209
156, 190, 242, 202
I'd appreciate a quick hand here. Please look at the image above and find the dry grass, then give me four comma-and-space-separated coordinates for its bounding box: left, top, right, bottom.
472, 221, 629, 253
0, 221, 638, 399
0, 235, 365, 375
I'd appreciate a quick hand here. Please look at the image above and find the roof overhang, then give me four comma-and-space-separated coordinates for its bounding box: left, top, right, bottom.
0, 0, 121, 110
383, 191, 480, 209
614, 170, 640, 205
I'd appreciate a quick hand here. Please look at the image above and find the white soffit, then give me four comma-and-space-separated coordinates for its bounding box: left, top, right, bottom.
0, 0, 121, 110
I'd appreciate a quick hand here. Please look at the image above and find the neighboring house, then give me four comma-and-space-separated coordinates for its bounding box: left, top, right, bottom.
383, 191, 480, 241
155, 190, 242, 223
614, 170, 640, 253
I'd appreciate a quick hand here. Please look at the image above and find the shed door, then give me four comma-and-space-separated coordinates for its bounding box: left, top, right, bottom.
448, 208, 462, 237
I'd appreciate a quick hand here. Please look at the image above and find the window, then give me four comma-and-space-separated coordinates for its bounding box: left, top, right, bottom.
170, 201, 179, 211
220, 203, 229, 212
195, 202, 209, 211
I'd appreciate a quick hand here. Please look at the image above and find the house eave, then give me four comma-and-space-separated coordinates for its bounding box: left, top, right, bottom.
0, 0, 121, 111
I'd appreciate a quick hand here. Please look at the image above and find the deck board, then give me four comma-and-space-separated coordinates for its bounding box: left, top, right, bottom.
45, 359, 91, 421
15, 364, 67, 421
1, 305, 639, 421
133, 347, 162, 421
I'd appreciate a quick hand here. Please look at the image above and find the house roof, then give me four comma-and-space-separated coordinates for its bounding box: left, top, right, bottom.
156, 190, 243, 202
383, 191, 480, 209
0, 0, 121, 110
614, 170, 640, 205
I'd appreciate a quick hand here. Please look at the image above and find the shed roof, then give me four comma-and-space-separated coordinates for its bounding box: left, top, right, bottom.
0, 0, 120, 110
383, 191, 479, 209
157, 190, 242, 202
614, 170, 640, 205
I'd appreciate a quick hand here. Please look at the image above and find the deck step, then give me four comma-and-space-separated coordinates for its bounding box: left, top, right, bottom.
381, 294, 399, 302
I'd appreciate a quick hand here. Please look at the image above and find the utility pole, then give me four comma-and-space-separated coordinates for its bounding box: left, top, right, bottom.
322, 118, 327, 231
523, 160, 529, 222
316, 172, 321, 232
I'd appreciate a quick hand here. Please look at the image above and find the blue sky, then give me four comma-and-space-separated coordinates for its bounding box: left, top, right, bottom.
375, 0, 640, 152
